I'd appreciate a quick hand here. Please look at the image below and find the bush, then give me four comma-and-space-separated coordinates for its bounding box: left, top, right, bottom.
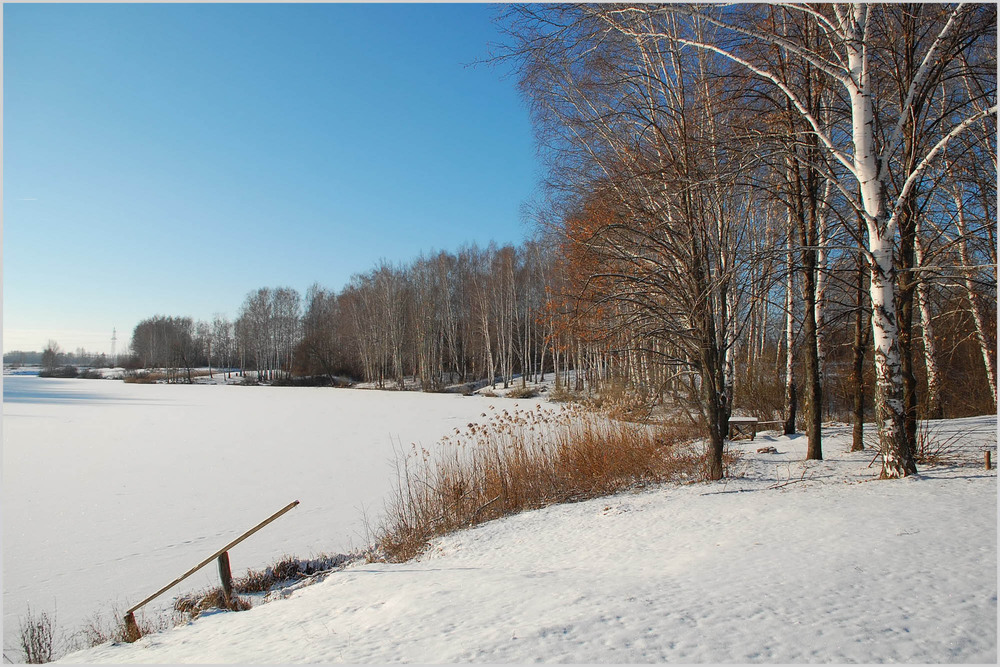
71, 605, 167, 650
270, 375, 354, 388
232, 554, 354, 594
506, 386, 539, 399
123, 370, 165, 384
547, 385, 577, 403
38, 365, 78, 379
375, 404, 699, 561
913, 421, 965, 466
18, 605, 55, 664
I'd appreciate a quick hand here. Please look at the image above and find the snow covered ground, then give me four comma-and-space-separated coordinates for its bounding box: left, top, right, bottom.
2, 376, 545, 659
52, 412, 996, 664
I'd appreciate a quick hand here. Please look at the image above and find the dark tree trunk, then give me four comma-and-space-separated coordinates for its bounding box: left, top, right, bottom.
851, 214, 869, 452
896, 195, 919, 457
784, 381, 797, 435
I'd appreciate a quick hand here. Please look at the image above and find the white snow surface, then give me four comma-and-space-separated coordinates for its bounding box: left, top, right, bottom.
3, 376, 546, 657
51, 410, 997, 664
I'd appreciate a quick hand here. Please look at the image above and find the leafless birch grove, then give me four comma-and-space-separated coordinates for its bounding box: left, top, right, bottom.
118, 3, 995, 481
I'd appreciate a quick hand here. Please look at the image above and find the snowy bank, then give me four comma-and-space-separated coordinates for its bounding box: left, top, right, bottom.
2, 376, 546, 655
57, 416, 997, 663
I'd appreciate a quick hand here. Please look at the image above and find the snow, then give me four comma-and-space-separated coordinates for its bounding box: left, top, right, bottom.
2, 376, 545, 658
44, 407, 997, 664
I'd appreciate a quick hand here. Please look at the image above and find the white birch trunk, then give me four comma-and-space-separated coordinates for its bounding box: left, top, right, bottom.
954, 190, 998, 407
784, 218, 796, 434
846, 7, 914, 477
913, 233, 943, 418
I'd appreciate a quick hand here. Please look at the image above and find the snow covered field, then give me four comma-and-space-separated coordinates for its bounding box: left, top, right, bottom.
2, 376, 544, 658
50, 409, 996, 663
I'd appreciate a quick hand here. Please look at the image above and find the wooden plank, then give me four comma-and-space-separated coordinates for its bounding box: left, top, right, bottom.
125, 500, 299, 615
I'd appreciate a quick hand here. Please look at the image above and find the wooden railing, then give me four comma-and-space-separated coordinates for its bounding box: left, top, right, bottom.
123, 500, 299, 641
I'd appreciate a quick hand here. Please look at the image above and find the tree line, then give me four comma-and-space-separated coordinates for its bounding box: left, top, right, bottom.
495, 2, 996, 479
115, 3, 993, 482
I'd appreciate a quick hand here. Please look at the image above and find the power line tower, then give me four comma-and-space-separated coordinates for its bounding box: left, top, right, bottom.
111, 327, 117, 367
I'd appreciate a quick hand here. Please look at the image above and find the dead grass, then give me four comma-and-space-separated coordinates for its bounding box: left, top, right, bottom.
18, 605, 55, 664
547, 385, 577, 403
375, 403, 700, 562
123, 369, 216, 384
171, 553, 353, 620
583, 382, 654, 422
173, 589, 252, 619
71, 605, 169, 651
232, 554, 353, 594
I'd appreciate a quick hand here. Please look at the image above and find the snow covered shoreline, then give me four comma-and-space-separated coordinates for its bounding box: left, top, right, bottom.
54, 415, 997, 664
2, 376, 549, 659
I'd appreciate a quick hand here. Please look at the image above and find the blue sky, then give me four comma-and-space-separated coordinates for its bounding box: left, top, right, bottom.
3, 3, 538, 354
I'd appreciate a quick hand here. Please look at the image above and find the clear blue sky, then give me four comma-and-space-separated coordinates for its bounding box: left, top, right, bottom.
3, 3, 537, 354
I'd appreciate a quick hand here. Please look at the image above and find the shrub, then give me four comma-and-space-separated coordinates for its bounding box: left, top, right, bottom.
38, 366, 78, 379
583, 382, 654, 422
71, 605, 167, 650
547, 385, 577, 403
18, 605, 55, 664
123, 370, 166, 384
913, 421, 966, 466
375, 404, 699, 561
506, 386, 539, 399
232, 554, 353, 594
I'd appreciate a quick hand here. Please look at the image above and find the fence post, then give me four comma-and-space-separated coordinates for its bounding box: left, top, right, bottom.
121, 500, 299, 642
218, 551, 233, 605
123, 612, 141, 643
986, 450, 992, 471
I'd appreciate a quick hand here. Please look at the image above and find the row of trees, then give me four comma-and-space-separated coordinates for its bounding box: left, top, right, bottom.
497, 2, 996, 478
5, 344, 112, 369
119, 3, 995, 482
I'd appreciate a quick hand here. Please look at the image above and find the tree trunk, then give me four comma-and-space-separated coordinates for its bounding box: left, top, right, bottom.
869, 245, 917, 477
783, 216, 797, 435
851, 225, 869, 452
914, 233, 943, 419
847, 15, 916, 477
954, 189, 998, 408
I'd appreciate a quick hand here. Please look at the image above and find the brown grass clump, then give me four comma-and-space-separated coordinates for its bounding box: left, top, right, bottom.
233, 554, 352, 594
173, 588, 251, 619
547, 385, 577, 403
375, 403, 699, 561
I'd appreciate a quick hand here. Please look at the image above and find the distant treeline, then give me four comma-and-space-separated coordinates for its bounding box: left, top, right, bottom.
125, 242, 568, 391
4, 347, 112, 368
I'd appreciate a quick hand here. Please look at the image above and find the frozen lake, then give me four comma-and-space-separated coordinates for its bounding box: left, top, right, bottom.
3, 376, 538, 656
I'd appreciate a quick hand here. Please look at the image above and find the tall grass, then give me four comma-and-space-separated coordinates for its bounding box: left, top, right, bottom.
376, 404, 699, 561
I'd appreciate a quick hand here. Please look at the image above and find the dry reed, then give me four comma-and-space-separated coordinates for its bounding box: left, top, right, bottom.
376, 403, 698, 561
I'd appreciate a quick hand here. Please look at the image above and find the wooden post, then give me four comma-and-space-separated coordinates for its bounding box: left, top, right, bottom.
123, 612, 142, 643
986, 450, 992, 471
124, 500, 299, 624
218, 551, 233, 606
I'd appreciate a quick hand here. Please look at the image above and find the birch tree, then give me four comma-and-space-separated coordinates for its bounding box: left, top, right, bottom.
602, 2, 997, 478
